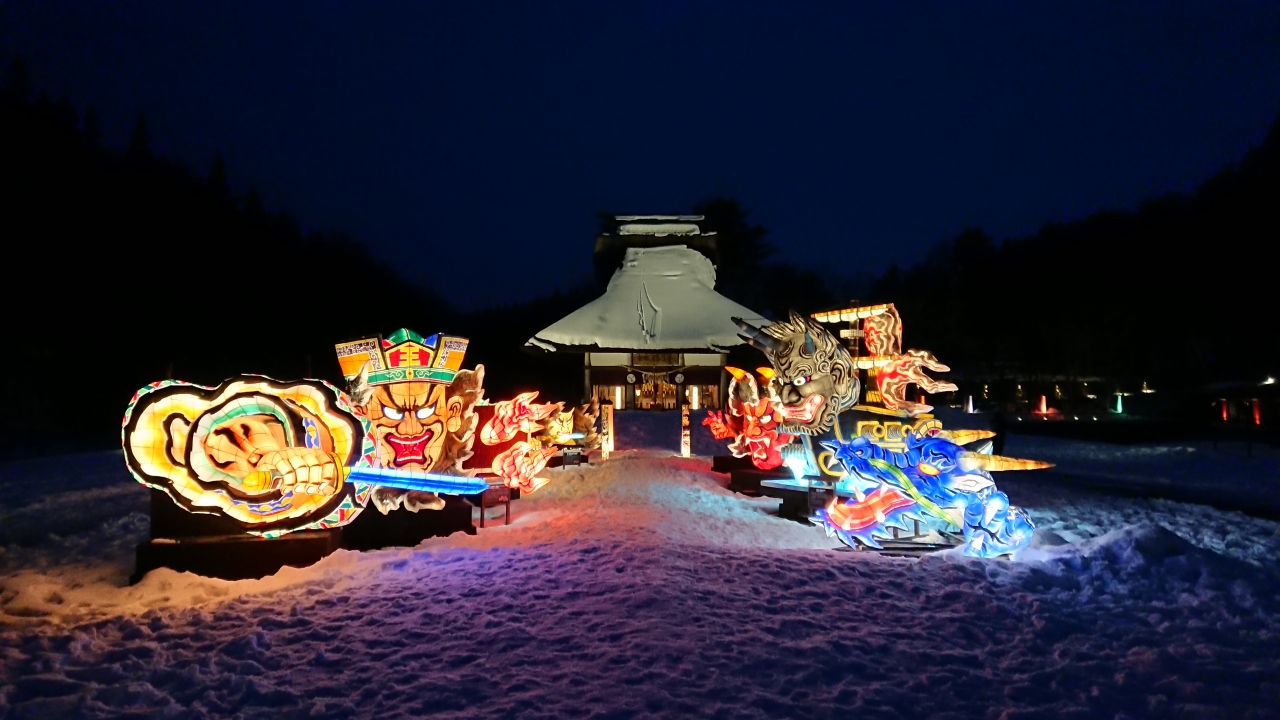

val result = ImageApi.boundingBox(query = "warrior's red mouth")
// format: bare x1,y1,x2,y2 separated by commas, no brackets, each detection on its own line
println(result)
780,393,824,424
385,430,436,466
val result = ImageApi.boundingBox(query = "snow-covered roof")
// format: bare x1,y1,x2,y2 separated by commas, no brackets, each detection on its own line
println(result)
526,245,769,352
617,223,702,236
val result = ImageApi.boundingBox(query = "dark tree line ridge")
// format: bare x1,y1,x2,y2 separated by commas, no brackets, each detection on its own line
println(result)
864,113,1280,385
1,55,1275,454
0,58,458,454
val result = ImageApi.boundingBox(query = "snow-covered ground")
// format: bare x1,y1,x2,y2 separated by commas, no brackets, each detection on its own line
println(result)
2,433,1279,718
1006,433,1280,518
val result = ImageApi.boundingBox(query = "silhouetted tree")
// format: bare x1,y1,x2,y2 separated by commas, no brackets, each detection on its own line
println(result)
207,153,232,207
695,198,774,301
127,113,151,161
1,56,31,104
81,106,102,150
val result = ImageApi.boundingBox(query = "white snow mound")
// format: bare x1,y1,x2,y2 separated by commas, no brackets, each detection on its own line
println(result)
2,447,1280,718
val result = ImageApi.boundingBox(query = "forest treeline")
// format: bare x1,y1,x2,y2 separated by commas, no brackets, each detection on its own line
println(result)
613,116,1279,387
1,57,1275,454
862,114,1279,384
0,61,463,453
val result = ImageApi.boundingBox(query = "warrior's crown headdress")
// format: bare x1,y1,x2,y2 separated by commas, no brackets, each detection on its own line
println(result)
334,328,469,387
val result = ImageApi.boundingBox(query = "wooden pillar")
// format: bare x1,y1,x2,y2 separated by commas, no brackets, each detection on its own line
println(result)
583,354,592,404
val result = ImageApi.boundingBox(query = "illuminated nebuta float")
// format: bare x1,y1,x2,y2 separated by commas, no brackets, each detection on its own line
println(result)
123,328,600,540
711,304,1051,558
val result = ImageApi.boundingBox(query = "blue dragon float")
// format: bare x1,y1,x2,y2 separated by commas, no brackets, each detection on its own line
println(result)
727,303,1050,558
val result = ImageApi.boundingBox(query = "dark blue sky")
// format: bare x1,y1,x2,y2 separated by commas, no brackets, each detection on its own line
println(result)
4,1,1278,308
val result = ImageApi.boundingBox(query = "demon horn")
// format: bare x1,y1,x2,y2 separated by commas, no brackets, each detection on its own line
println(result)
804,332,816,355
959,453,1054,472
725,366,750,381
732,317,781,353
940,429,997,446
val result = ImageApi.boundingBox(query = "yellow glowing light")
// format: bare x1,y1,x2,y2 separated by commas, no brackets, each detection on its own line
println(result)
691,386,700,411
601,404,614,459
615,386,623,408
852,356,895,370
810,302,895,323
680,404,691,458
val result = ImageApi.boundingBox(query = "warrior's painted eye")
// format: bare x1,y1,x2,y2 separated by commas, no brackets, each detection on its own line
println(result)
415,406,435,419
761,414,772,423
854,449,864,456
382,405,405,420
792,376,810,387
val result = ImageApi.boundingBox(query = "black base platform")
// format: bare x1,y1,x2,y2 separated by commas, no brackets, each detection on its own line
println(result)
711,455,756,474
725,466,792,496
134,489,348,583
340,494,477,551
755,481,831,523
133,489,478,582
132,529,343,583
834,537,964,558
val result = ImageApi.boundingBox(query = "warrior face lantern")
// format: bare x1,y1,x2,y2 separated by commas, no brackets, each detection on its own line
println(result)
336,329,482,513
733,311,859,435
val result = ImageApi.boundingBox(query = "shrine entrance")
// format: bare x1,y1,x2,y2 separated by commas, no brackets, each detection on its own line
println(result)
636,375,678,410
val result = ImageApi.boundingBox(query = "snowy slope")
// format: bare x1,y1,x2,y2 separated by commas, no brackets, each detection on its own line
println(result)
2,441,1279,718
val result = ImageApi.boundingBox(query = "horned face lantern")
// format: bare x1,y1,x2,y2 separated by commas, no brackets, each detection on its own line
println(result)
732,311,859,435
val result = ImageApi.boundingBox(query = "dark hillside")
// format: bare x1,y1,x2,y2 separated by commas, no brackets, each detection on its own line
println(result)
867,113,1280,384
0,63,453,455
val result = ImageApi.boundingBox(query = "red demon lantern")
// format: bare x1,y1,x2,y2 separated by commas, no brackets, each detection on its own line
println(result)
703,366,793,470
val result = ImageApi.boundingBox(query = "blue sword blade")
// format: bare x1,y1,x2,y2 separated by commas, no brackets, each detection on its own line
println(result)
346,467,490,495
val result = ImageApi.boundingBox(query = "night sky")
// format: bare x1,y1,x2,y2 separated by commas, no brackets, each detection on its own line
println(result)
3,1,1278,309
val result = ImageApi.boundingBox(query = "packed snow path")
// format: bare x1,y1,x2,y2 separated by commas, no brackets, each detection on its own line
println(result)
2,446,1279,719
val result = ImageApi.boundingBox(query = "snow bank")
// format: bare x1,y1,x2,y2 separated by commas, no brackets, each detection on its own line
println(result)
997,434,1280,567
